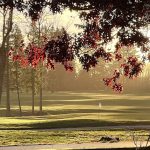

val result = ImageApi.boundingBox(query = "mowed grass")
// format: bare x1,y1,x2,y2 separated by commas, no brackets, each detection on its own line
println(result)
0,129,149,146
1,91,150,146
1,91,150,129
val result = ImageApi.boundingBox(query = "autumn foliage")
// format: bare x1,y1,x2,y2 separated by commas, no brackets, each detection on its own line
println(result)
5,0,150,92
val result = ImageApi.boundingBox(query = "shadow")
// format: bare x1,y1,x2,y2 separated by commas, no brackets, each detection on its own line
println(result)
3,119,150,130
41,108,136,115
42,99,150,107
13,119,127,129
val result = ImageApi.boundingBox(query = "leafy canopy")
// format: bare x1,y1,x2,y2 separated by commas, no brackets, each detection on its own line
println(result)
2,0,150,92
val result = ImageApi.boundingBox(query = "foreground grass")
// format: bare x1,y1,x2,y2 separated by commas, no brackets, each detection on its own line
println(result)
0,130,149,146
0,92,150,147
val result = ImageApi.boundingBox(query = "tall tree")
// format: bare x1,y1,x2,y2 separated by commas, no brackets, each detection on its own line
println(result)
0,7,13,103
6,35,10,116
27,19,65,113
9,25,23,115
31,68,35,115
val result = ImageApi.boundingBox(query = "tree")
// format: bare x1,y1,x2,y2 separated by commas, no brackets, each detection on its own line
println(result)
1,0,150,94
30,24,69,114
0,7,14,115
9,25,24,115
0,6,13,103
6,34,11,116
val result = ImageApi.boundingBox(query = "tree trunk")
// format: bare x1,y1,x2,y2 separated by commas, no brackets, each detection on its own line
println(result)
39,84,42,114
6,53,10,116
0,8,13,105
31,68,35,115
0,50,6,104
38,22,43,115
39,62,43,114
15,62,22,116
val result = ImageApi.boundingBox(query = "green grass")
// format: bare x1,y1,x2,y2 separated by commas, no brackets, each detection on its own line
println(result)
1,118,150,130
0,129,149,146
1,91,150,129
1,91,150,146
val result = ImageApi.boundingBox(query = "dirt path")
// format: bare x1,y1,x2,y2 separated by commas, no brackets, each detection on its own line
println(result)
0,142,143,150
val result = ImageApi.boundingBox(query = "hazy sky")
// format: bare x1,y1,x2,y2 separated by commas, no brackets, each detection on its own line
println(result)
0,8,83,43
15,9,83,40
0,8,149,43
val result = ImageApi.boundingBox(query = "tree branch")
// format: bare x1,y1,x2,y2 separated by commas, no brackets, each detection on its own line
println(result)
1,8,13,51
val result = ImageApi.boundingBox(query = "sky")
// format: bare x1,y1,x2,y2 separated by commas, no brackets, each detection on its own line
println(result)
0,8,149,44
15,9,83,40
0,8,83,43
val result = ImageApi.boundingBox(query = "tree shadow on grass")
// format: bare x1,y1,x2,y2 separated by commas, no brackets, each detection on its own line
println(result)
1,118,150,130
42,99,150,107
25,119,150,130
